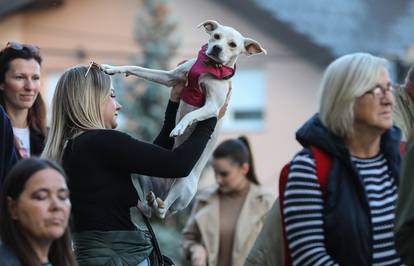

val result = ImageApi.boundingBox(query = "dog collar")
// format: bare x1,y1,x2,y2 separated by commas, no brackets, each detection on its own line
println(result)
200,44,236,79
181,44,236,107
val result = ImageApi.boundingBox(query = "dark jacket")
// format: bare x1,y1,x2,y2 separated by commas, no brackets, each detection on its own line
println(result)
296,114,401,266
0,105,18,187
0,240,20,266
29,126,45,157
395,140,414,265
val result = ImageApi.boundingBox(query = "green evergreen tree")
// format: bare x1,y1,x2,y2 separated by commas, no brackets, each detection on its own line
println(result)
116,0,179,140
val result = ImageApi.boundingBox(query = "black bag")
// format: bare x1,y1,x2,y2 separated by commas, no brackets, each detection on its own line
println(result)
137,206,175,266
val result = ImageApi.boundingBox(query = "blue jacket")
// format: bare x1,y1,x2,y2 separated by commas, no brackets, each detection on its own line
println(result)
0,105,17,188
295,114,401,266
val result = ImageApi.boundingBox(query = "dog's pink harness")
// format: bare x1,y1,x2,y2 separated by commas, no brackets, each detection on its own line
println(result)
181,44,235,107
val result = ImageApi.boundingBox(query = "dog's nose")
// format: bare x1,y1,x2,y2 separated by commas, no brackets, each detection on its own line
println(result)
212,45,222,54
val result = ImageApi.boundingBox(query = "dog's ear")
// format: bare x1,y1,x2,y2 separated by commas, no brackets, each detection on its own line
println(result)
197,20,219,32
244,38,267,56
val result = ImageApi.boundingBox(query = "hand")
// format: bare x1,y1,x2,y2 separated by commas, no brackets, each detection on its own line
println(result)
170,60,188,103
190,244,207,266
170,82,186,103
218,81,232,120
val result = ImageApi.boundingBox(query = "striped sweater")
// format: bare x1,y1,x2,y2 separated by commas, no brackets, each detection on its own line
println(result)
283,151,403,266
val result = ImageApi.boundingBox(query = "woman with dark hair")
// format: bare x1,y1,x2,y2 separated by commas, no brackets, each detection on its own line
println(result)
182,136,274,266
0,157,76,266
0,42,47,158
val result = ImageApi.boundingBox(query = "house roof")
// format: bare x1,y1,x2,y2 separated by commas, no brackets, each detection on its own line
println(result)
0,0,63,18
219,0,414,67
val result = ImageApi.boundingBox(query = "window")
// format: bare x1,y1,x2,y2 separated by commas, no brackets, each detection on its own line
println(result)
221,68,266,131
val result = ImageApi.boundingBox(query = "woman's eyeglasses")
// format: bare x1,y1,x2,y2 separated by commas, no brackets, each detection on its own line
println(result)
6,42,39,54
364,83,394,99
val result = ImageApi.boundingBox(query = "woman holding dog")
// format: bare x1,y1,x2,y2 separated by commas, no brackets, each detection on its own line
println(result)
181,136,274,266
42,63,226,265
282,53,403,265
0,42,47,159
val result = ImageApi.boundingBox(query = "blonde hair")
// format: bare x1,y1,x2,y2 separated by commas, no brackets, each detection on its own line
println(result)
319,53,388,139
42,65,111,161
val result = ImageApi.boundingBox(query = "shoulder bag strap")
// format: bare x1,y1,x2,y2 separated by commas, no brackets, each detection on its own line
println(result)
138,208,164,265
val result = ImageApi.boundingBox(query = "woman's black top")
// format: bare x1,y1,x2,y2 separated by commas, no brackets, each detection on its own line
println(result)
62,101,217,232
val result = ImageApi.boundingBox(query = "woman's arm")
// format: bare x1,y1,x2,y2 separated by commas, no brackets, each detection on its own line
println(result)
91,116,216,178
153,73,186,149
153,100,179,149
153,79,231,150
284,151,338,266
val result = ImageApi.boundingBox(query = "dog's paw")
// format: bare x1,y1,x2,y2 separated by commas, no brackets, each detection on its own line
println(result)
146,191,157,208
170,120,191,137
156,197,166,209
154,198,167,219
100,64,124,75
155,208,167,219
146,193,167,219
169,128,179,138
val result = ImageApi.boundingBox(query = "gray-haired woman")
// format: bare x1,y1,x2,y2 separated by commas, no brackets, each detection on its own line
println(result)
283,53,403,266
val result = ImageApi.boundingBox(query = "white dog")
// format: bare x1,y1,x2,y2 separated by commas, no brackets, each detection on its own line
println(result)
101,20,266,218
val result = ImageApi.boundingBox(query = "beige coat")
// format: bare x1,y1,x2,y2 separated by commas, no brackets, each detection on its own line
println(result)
244,198,284,266
182,184,275,266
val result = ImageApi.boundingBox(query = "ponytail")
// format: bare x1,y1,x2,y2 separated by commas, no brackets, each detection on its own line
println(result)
212,135,260,185
237,136,259,184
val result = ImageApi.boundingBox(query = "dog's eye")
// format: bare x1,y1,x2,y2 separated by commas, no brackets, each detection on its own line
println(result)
214,34,221,40
229,42,237,48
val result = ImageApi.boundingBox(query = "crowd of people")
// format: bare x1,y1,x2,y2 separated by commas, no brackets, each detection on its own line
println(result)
0,41,414,266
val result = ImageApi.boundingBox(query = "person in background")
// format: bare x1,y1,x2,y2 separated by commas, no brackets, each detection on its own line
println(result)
395,133,414,265
0,105,18,187
244,198,283,266
42,63,225,265
283,53,403,265
0,157,76,266
393,65,414,141
0,42,47,158
181,136,274,266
